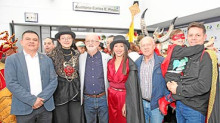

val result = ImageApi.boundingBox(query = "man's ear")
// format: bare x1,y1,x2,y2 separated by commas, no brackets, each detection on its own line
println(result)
204,34,207,40
20,40,23,46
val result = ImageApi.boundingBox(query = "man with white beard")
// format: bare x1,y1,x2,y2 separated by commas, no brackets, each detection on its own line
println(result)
79,33,110,123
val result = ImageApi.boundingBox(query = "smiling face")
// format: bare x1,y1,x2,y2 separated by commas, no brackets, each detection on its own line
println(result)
85,34,100,52
58,34,74,49
187,27,207,46
20,33,40,53
171,33,185,46
140,37,155,58
113,43,125,57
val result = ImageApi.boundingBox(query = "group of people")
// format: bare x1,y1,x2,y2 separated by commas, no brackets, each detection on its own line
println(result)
4,21,219,123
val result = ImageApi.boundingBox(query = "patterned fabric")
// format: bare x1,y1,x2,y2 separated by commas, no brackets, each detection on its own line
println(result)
205,50,219,123
48,47,80,105
0,63,16,123
0,67,5,90
172,57,188,72
0,88,16,123
140,56,154,100
48,47,80,81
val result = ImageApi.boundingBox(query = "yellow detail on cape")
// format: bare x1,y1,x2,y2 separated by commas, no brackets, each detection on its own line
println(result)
0,62,5,70
205,50,218,122
128,3,140,43
129,20,134,42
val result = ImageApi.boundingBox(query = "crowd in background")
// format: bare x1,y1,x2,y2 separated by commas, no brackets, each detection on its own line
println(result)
1,21,219,123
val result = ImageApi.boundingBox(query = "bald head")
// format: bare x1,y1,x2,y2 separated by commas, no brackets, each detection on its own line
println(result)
140,36,155,46
85,33,99,41
139,36,155,58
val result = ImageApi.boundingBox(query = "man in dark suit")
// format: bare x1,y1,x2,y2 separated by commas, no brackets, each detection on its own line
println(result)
5,30,58,123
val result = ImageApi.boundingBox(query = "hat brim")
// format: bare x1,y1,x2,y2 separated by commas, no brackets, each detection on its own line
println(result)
110,40,130,50
76,44,85,47
55,32,76,39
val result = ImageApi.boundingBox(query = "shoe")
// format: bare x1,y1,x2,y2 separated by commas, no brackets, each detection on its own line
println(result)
158,96,170,115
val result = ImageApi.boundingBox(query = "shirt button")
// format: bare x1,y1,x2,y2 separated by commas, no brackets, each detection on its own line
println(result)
94,91,95,93
92,76,94,78
92,61,94,62
93,84,95,86
92,68,94,70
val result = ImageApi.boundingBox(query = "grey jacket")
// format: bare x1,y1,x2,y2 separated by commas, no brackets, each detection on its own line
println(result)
5,51,58,115
79,51,111,105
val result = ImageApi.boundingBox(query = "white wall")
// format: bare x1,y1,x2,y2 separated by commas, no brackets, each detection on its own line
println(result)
0,0,135,33
1,0,220,33
142,0,220,26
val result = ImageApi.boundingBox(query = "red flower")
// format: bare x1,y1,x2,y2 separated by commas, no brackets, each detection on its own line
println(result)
64,66,75,77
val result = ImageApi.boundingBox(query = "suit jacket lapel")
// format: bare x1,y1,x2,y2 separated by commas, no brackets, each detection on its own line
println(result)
81,52,87,82
101,52,107,80
38,53,45,87
17,51,30,90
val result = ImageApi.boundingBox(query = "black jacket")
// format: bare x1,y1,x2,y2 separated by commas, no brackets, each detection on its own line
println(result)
165,44,204,83
174,51,212,115
125,58,145,123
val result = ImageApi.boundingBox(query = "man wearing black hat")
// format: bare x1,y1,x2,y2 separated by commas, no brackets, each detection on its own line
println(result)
48,26,83,123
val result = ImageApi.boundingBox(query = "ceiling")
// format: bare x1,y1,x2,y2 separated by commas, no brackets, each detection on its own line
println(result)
147,7,220,30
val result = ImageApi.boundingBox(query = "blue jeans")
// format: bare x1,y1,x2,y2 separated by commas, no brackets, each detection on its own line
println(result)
83,95,108,123
176,101,205,123
142,100,164,123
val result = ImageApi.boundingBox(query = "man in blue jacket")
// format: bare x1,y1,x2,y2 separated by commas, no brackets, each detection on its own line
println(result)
135,36,169,123
5,30,58,123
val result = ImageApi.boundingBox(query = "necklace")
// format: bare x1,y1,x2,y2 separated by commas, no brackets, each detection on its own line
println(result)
63,51,72,56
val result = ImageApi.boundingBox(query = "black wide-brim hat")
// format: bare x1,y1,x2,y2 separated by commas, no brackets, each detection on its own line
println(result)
55,26,76,39
110,35,130,50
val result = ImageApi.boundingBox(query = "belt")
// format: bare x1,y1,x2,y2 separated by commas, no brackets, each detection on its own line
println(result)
85,92,106,98
143,98,150,102
110,87,125,91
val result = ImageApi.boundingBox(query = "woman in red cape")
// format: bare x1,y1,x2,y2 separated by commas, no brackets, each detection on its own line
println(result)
107,35,145,123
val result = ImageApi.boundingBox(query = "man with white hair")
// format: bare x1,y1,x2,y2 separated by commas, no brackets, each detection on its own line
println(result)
135,36,169,123
79,33,110,123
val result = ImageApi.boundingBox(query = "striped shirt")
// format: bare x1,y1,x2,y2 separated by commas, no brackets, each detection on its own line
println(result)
140,56,154,101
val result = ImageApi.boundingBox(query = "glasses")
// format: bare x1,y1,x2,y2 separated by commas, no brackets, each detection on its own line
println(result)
60,37,73,41
85,40,99,43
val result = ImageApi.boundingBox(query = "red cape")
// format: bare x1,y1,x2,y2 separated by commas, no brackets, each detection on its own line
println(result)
154,47,161,56
161,44,176,77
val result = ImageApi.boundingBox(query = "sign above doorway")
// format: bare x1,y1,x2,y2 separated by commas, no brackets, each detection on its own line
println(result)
73,2,120,14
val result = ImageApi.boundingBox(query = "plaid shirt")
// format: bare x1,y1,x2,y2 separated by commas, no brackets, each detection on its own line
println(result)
140,56,154,101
